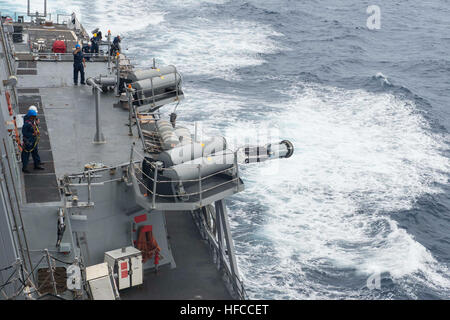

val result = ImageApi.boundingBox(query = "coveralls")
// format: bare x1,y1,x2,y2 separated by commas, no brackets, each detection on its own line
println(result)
73,50,85,84
90,37,99,54
21,115,41,169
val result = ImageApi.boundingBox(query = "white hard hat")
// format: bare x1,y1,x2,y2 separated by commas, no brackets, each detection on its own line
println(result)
28,105,38,113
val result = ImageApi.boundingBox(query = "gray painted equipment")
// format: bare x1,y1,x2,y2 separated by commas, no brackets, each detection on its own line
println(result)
128,66,177,82
156,120,180,150
156,136,227,167
130,65,182,108
240,140,294,163
0,9,294,301
162,153,235,182
174,126,192,145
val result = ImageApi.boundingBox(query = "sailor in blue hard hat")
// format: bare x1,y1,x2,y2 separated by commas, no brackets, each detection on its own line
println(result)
21,108,44,173
73,43,86,85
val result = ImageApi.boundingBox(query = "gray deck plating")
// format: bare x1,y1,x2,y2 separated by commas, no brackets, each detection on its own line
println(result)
12,56,233,299
121,211,232,300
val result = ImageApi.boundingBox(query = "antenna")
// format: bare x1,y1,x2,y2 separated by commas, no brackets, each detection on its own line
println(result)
27,0,47,19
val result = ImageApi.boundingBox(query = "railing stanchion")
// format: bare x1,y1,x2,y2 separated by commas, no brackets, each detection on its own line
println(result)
152,163,158,209
44,249,58,296
198,165,202,207
115,53,120,96
107,30,111,71
127,87,133,136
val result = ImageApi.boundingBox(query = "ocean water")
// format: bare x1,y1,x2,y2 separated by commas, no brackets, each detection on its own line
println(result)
2,0,449,299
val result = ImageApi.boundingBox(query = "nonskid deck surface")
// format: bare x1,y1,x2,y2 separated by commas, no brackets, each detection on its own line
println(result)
18,90,60,203
15,60,138,177
14,59,233,299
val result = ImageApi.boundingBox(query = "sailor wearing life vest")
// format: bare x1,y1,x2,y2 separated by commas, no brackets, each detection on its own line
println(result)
21,107,44,173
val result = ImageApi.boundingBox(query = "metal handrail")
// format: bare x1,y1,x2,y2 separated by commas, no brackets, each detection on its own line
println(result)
131,147,239,201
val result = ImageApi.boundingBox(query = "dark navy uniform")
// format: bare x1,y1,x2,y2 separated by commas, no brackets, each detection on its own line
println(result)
73,50,85,84
90,37,99,54
21,115,41,170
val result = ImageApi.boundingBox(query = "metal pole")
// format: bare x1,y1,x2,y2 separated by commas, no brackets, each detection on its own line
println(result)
152,163,158,208
107,31,111,71
132,103,147,150
87,170,91,205
194,122,198,142
214,201,223,270
44,249,58,296
2,139,35,283
93,87,105,143
217,200,241,290
198,165,202,207
0,155,29,277
115,54,120,96
127,88,133,136
129,143,135,164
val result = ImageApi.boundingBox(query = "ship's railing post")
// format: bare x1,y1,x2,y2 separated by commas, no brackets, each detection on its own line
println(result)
215,201,223,271
131,103,146,150
150,77,156,107
194,122,198,142
44,249,58,296
107,30,111,71
198,165,202,207
129,142,135,165
174,67,179,101
93,85,105,143
115,53,120,97
87,170,92,205
152,162,159,209
127,87,133,136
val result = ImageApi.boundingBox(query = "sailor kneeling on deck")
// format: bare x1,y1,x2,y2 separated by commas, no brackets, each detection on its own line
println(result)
73,44,86,85
21,107,44,173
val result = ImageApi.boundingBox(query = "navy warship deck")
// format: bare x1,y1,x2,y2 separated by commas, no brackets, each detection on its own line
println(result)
0,3,292,300
4,22,234,299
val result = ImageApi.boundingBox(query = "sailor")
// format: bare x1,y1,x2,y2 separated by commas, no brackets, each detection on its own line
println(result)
82,41,91,61
73,44,86,85
90,33,99,55
96,30,103,41
110,35,121,55
21,108,44,173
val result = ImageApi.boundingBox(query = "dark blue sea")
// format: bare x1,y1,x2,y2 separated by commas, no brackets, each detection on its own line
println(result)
2,0,449,299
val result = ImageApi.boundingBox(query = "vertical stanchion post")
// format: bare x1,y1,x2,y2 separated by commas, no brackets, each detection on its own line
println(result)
198,165,202,207
93,85,105,143
217,200,240,295
152,162,158,209
129,142,135,165
115,53,120,97
127,86,133,136
107,30,111,71
87,170,91,205
194,122,198,142
44,249,58,296
214,201,223,270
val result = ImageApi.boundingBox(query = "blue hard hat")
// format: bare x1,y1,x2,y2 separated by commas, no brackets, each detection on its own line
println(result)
27,109,37,117
75,44,81,48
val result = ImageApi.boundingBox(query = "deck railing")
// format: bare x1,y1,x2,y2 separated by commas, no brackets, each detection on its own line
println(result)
129,146,240,210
